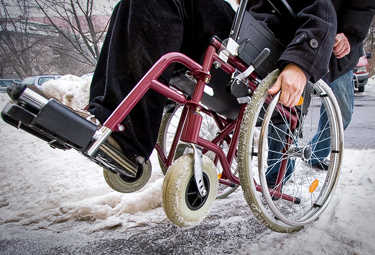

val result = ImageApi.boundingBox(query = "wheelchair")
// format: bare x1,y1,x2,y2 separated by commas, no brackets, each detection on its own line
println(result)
1,0,343,233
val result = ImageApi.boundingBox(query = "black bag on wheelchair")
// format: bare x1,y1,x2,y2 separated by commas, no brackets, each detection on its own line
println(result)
170,0,312,121
230,4,286,79
232,0,313,122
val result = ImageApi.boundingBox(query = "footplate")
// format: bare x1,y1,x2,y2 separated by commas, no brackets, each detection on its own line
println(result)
1,100,97,150
2,84,138,178
96,141,138,177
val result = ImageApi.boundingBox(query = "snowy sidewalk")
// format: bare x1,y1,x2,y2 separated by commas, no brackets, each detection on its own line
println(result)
1,92,375,254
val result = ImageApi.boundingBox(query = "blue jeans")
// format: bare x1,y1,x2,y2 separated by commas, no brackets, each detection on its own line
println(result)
310,70,354,165
266,124,295,186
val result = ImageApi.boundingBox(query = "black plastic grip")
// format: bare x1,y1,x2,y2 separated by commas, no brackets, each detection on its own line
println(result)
8,83,27,101
252,48,271,69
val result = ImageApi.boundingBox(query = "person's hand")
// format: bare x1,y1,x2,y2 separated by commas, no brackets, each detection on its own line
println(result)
268,63,307,107
333,33,350,58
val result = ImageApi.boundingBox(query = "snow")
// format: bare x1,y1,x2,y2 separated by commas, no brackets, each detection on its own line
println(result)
42,74,91,109
1,76,375,253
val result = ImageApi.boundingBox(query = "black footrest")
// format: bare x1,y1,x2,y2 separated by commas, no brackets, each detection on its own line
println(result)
2,103,35,125
2,100,97,150
2,109,67,150
31,100,97,149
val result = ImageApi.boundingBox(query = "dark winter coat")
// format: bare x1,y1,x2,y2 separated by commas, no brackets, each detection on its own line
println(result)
247,0,375,83
327,0,375,82
247,0,337,83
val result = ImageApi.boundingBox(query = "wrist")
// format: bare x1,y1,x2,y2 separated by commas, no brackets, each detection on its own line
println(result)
282,62,311,82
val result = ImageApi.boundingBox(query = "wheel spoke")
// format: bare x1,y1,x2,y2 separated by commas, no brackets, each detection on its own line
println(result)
238,71,343,232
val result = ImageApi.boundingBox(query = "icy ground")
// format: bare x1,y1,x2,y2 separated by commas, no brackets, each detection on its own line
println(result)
0,77,375,254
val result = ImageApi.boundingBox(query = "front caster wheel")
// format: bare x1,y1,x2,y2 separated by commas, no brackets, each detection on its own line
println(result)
157,104,239,199
103,159,152,193
162,154,218,227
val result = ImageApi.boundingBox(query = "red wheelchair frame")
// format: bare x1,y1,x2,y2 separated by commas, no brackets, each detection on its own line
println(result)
87,36,297,203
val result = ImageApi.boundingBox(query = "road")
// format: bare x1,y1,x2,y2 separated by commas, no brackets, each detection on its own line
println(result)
344,90,375,149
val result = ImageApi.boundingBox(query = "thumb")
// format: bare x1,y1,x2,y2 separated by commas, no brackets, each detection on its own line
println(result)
334,33,343,47
334,35,340,47
268,79,281,95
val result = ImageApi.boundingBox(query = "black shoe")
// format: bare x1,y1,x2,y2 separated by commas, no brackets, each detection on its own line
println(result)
312,158,330,170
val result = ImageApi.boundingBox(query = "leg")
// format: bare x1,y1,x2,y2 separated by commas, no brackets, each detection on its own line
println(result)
265,124,294,187
310,70,354,165
88,0,235,161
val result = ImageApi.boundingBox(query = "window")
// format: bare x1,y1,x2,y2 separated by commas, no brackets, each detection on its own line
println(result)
38,77,55,85
0,80,15,87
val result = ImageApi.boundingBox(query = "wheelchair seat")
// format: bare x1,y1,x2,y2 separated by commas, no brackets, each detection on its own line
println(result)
169,66,241,120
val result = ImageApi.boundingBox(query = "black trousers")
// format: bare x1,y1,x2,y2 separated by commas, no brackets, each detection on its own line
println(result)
88,0,235,160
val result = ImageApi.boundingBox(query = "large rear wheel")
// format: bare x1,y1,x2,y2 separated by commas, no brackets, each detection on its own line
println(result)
238,70,343,232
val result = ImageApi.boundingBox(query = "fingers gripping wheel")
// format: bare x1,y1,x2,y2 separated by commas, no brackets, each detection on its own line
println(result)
103,159,152,193
162,154,218,227
238,70,343,232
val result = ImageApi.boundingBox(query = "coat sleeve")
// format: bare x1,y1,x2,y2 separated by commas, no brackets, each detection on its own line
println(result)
277,0,337,83
338,0,375,48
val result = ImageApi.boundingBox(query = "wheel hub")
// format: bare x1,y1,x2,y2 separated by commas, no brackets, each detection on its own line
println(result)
302,146,312,161
185,173,209,211
288,145,312,162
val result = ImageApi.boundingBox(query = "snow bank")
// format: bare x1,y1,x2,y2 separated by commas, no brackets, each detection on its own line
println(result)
0,92,166,233
42,74,91,109
240,149,375,254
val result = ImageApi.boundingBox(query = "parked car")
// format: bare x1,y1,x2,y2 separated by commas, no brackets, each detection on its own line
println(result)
353,50,371,92
0,79,22,93
21,75,63,91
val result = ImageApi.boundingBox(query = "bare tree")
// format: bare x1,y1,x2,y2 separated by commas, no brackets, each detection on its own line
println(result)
0,0,56,78
0,0,114,78
364,17,375,77
32,0,113,68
